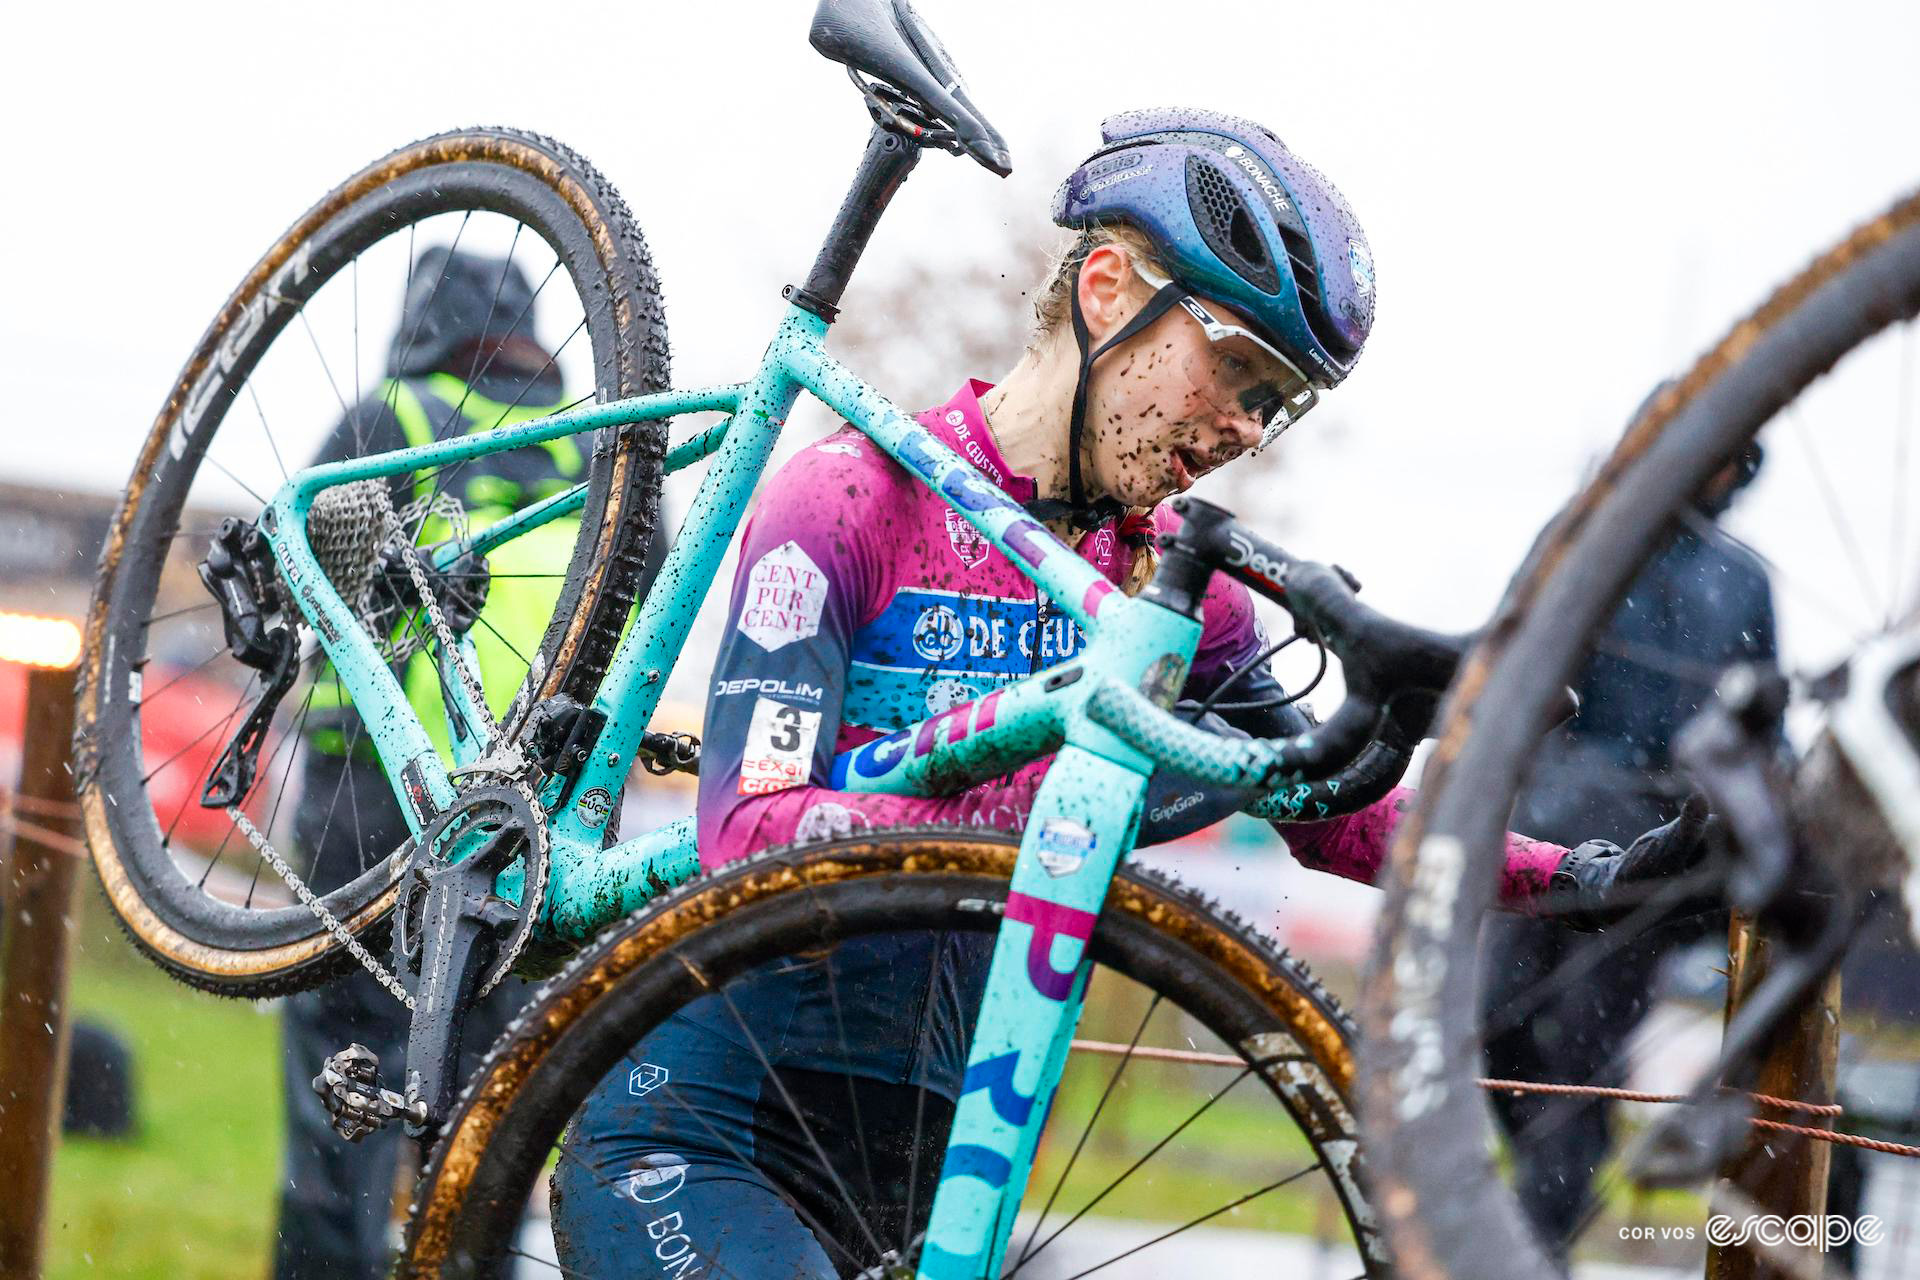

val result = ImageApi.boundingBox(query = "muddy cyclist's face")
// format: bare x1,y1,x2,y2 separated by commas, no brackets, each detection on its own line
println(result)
1074,248,1280,507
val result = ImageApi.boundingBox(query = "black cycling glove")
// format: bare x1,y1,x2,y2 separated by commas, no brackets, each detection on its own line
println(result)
1546,791,1716,930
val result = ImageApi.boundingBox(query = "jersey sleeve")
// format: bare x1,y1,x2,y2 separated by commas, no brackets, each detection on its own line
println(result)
695,447,1049,870
1277,789,1568,909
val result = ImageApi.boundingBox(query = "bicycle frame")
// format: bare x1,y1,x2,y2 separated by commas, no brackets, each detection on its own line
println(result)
262,297,1209,1276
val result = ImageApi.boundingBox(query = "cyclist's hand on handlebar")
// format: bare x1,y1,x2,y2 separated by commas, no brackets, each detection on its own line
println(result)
1545,791,1716,930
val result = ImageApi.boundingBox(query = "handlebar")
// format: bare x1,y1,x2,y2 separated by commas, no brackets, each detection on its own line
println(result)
1109,496,1470,802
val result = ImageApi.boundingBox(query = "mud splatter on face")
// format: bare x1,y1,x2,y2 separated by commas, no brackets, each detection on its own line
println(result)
1077,307,1262,508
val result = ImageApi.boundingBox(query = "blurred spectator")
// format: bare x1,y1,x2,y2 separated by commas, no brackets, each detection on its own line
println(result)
1482,436,1773,1264
61,1020,136,1138
273,246,580,1279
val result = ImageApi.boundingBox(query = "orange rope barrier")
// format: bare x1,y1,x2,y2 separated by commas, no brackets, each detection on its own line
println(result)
1478,1077,1843,1117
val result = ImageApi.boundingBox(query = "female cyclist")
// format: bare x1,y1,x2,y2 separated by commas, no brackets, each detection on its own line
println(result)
547,108,1708,1277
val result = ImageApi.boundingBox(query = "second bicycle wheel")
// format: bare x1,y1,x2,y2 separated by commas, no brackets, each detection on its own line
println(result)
1363,188,1920,1276
400,830,1388,1278
77,127,670,997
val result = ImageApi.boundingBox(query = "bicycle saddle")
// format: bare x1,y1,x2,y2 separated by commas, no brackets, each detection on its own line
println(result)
809,0,1012,175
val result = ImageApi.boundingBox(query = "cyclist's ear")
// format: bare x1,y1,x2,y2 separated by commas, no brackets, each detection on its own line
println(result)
1076,242,1149,342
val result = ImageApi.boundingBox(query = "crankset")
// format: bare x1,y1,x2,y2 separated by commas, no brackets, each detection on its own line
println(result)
389,781,549,1139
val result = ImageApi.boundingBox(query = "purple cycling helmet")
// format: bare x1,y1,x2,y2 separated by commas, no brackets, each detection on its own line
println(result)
1052,107,1373,387
1034,109,1374,524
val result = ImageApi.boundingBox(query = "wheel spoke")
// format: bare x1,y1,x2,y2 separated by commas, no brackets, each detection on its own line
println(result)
135,645,229,706
384,213,471,395
821,955,882,1212
301,671,372,893
469,610,532,675
1017,1067,1256,1268
1683,506,1879,643
443,222,527,418
243,684,317,907
141,600,221,629
350,255,363,459
901,950,946,1260
290,305,354,422
1054,1159,1328,1280
403,309,586,547
711,980,893,1263
245,381,290,482
141,675,256,785
164,673,260,852
1017,993,1163,1265
649,1080,868,1273
1479,864,1722,1044
1787,403,1885,625
199,452,270,507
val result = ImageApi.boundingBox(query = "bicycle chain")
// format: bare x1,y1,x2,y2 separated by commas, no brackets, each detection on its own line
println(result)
235,509,540,1006
393,513,499,745
387,514,553,989
227,806,416,1010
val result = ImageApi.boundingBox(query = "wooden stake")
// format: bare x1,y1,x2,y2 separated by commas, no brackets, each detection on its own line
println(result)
0,664,81,1279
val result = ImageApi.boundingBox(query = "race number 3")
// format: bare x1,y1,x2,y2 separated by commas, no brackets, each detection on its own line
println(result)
739,696,823,796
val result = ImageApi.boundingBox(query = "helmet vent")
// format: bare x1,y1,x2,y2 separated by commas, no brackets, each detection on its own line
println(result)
1184,156,1281,295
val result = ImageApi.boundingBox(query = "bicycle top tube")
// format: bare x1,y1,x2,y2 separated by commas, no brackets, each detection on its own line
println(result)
825,493,1472,805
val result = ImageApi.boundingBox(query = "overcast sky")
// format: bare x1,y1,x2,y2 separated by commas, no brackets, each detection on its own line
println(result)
6,0,1918,681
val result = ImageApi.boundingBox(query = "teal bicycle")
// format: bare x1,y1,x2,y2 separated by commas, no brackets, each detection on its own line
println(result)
80,4,1461,1275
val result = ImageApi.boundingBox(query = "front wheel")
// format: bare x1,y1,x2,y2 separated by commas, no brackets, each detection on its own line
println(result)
400,830,1387,1278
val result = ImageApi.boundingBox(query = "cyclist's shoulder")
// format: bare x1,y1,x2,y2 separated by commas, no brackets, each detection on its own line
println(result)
762,424,925,515
742,426,923,577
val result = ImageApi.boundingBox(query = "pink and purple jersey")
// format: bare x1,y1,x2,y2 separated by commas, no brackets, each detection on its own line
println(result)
697,381,1564,906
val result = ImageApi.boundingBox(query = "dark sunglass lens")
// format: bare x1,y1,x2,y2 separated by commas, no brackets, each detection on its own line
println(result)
1239,384,1287,418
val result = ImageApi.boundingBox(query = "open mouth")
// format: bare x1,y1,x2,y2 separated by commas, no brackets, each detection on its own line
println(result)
1171,446,1204,489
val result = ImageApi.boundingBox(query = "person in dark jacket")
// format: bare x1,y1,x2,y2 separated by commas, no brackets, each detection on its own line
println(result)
273,246,583,1280
1482,440,1775,1264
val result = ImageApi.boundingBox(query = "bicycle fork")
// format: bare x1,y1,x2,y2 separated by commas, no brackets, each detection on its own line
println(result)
915,747,1149,1279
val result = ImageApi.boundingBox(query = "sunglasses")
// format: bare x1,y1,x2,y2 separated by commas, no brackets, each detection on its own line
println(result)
1135,264,1321,448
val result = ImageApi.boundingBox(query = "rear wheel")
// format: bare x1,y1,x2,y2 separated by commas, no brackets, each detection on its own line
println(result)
77,127,669,997
400,830,1388,1278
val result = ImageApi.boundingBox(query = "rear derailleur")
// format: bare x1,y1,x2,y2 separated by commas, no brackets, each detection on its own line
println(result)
198,517,299,807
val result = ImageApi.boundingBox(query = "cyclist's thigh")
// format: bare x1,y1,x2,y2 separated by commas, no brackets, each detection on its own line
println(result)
551,1148,836,1280
553,1004,836,1280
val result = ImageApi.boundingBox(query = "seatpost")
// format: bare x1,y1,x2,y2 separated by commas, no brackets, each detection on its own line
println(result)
784,122,921,322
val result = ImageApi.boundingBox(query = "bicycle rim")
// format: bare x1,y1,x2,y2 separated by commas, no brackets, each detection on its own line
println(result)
76,127,668,997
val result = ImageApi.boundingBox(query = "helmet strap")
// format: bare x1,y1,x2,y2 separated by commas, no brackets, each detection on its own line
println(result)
1058,277,1185,525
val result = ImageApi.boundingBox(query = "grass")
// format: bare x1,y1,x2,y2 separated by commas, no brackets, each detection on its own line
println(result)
41,898,282,1280
1021,973,1354,1250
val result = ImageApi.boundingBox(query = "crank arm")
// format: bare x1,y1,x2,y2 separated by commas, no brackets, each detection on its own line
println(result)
400,860,517,1141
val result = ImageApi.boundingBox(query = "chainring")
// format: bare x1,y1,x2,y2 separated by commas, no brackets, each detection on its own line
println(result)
392,781,550,997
